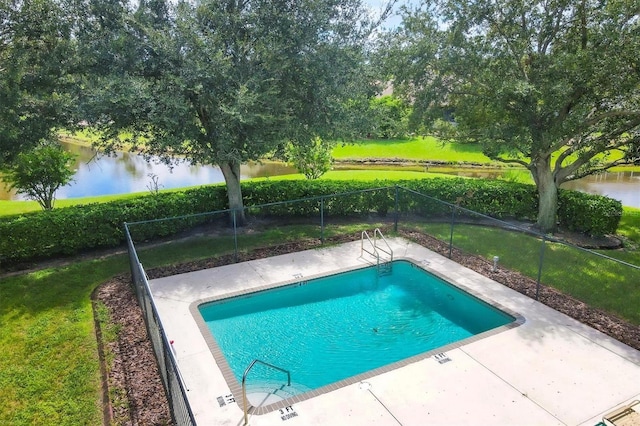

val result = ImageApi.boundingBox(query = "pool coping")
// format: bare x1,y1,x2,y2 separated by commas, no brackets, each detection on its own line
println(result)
150,237,640,426
189,256,526,416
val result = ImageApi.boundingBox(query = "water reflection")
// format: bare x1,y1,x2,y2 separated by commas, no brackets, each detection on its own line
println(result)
1,142,639,208
0,141,297,200
561,172,640,208
435,168,640,208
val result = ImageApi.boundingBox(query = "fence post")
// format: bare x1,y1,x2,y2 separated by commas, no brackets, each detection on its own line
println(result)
320,197,325,243
164,336,174,420
536,235,546,300
448,205,456,259
394,186,399,232
233,209,238,263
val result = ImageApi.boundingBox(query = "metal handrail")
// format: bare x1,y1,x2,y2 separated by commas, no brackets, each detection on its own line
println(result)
373,228,393,263
242,359,291,425
361,230,380,267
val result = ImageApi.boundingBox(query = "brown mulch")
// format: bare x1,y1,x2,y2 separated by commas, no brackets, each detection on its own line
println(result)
93,277,173,426
93,229,640,425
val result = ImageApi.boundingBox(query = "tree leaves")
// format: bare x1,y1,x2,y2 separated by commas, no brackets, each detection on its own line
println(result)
2,142,76,209
382,0,640,231
0,0,76,165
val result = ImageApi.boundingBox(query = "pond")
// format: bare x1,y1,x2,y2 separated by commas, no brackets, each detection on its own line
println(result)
560,172,640,209
1,141,639,208
0,141,298,201
431,167,640,208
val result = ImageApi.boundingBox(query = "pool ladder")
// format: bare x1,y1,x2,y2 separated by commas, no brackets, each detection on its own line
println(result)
361,228,393,275
242,359,291,426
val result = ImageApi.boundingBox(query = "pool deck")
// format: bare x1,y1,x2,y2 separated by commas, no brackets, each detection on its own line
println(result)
149,237,640,426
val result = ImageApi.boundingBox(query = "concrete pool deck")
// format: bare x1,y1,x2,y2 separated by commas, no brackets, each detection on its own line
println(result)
149,237,640,426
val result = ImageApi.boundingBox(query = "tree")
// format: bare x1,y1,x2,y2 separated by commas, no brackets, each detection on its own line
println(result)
0,0,76,165
368,95,410,138
285,136,333,179
384,0,640,232
77,0,380,224
2,142,76,209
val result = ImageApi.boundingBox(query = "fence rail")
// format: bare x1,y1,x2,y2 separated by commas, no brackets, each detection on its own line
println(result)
124,225,196,425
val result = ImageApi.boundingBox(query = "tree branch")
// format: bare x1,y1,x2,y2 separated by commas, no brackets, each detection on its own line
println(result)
485,13,528,79
584,109,640,127
555,121,640,182
556,86,586,124
561,157,633,182
553,144,576,168
538,2,566,54
371,0,399,30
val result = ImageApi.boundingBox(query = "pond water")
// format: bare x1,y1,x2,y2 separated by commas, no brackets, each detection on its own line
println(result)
433,168,640,208
1,141,639,208
0,141,298,201
560,172,640,209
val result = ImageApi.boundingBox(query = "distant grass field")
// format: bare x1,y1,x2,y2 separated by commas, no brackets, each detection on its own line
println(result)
0,192,146,216
332,136,495,163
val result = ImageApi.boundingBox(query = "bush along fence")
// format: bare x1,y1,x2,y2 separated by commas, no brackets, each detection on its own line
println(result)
122,184,638,426
0,178,622,267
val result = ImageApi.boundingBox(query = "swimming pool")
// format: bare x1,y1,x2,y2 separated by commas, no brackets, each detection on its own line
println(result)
195,259,520,411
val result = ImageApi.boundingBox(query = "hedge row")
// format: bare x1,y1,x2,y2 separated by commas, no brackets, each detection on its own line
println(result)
0,178,622,266
244,179,621,236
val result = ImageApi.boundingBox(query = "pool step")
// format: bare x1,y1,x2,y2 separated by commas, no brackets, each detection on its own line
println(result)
245,380,311,406
379,261,392,275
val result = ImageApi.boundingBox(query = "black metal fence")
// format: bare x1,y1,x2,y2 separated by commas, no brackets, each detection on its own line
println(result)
124,185,639,425
124,225,196,425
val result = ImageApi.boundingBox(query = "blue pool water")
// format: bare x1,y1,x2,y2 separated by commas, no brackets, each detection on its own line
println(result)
199,260,514,396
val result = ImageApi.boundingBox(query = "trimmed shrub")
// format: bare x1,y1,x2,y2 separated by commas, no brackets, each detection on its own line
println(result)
0,185,228,266
557,188,622,236
0,179,622,266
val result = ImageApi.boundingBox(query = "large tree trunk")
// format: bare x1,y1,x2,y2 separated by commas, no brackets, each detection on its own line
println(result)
530,158,558,233
220,160,246,226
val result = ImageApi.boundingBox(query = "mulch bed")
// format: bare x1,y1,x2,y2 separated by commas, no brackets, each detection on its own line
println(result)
93,277,173,426
94,230,640,425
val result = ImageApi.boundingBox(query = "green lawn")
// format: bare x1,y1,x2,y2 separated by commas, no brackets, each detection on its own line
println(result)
421,222,640,323
617,207,640,243
332,136,495,163
61,131,494,164
0,192,149,216
3,169,640,424
0,255,129,425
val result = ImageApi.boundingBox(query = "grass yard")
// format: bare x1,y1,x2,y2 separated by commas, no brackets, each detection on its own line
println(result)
62,131,494,164
332,136,495,163
2,189,640,424
0,192,148,216
0,256,129,425
617,207,640,243
417,221,640,325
